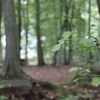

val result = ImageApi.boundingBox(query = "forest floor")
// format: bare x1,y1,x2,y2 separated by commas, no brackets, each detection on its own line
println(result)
22,65,100,100
23,61,100,85
23,65,71,85
0,64,100,100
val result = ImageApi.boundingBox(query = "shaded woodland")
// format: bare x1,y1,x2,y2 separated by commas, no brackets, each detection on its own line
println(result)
0,0,100,100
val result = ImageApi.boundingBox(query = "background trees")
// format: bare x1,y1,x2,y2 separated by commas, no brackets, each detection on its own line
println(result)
0,0,100,99
0,0,100,66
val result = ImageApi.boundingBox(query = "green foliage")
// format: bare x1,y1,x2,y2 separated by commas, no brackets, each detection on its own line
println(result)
63,93,93,100
91,76,100,87
52,31,76,52
69,67,82,73
76,17,86,35
78,93,93,99
52,44,61,52
62,31,73,40
63,95,79,100
69,66,92,86
0,96,7,100
69,66,100,87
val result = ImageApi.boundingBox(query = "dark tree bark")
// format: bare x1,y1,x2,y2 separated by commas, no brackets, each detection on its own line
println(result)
25,1,29,64
17,0,21,35
17,0,22,61
0,0,2,24
35,0,45,66
97,0,100,15
22,1,29,65
0,0,2,62
87,0,93,64
66,0,74,65
1,0,22,78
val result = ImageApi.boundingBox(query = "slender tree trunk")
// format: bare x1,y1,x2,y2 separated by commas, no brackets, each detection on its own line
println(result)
96,0,100,59
17,0,22,61
0,0,2,63
22,1,29,65
88,0,91,38
63,0,73,65
35,0,45,66
87,0,93,64
1,0,22,78
67,36,72,64
52,0,64,66
63,43,67,64
25,1,29,64
97,0,100,15
66,1,75,65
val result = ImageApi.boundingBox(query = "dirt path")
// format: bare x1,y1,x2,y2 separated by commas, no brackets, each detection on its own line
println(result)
23,66,70,85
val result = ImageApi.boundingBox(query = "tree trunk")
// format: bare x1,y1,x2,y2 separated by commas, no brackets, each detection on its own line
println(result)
22,1,29,65
66,1,74,65
17,0,22,61
67,35,72,64
25,1,29,64
0,0,2,63
63,0,73,65
97,0,100,15
52,0,63,66
87,0,93,64
1,0,22,78
35,0,45,66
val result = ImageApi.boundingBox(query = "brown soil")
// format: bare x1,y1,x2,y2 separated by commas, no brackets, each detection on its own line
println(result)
23,66,71,85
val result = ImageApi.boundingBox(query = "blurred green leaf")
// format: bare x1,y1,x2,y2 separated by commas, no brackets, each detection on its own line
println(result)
63,95,79,100
91,76,100,87
52,44,61,52
69,67,81,73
